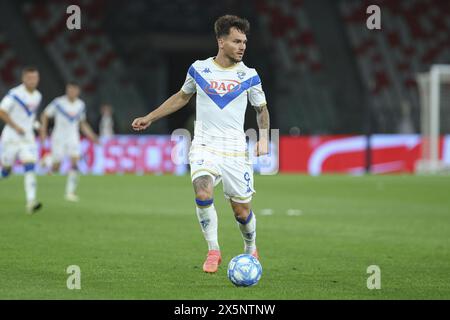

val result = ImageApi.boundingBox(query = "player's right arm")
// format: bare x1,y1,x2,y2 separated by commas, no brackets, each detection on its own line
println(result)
0,95,25,135
0,110,25,135
39,100,56,142
39,112,49,142
132,90,193,131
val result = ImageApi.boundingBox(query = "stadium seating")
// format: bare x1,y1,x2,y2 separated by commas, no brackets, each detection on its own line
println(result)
339,0,450,132
23,0,146,125
255,0,335,134
0,32,21,95
106,0,244,35
256,0,323,73
24,0,115,93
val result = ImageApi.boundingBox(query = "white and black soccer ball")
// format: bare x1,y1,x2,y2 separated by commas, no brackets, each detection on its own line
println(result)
227,254,262,287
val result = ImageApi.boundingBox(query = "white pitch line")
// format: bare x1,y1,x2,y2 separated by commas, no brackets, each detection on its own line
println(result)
287,209,303,216
260,209,274,216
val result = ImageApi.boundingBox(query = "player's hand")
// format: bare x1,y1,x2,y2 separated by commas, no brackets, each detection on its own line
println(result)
132,116,152,131
254,138,269,157
13,125,25,136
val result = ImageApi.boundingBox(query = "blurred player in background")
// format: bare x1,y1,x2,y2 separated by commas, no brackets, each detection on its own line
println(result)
97,103,116,139
132,15,270,273
40,82,99,202
0,67,42,214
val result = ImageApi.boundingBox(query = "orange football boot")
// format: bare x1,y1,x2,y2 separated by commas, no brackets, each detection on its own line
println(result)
203,250,222,273
251,249,259,260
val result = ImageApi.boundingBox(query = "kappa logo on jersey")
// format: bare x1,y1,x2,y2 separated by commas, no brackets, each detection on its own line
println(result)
205,80,241,95
201,68,212,73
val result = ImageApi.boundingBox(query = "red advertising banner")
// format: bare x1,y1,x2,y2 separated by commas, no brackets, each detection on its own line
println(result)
280,135,450,174
2,134,449,175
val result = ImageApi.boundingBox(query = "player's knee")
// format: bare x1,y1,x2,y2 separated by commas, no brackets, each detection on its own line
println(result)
232,205,251,223
24,163,35,172
1,167,12,178
196,188,213,200
195,188,213,207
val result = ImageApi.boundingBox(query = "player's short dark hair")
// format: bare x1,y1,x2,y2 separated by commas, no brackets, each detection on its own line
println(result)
67,81,80,87
22,66,39,74
214,15,250,38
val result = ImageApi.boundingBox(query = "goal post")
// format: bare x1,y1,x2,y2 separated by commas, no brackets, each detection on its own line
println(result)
416,64,450,174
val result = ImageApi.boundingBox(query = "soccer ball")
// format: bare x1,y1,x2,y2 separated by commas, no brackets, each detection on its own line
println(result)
227,254,262,287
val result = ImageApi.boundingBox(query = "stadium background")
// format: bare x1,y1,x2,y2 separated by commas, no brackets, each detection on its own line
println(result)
1,0,450,301
0,0,449,175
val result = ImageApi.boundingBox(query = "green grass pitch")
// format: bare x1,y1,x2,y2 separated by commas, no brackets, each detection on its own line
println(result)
1,174,449,299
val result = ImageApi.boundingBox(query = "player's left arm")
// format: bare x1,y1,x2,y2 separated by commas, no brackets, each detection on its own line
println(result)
254,104,270,156
80,120,100,144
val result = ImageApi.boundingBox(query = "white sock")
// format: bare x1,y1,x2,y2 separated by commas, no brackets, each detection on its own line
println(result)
236,211,257,254
66,170,79,195
196,204,220,251
24,172,37,203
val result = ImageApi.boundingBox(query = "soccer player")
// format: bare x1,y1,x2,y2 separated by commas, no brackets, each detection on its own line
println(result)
39,82,99,202
0,67,43,214
132,15,270,273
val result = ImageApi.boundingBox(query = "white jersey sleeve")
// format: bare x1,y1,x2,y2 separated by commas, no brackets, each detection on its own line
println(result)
181,64,197,94
248,70,267,108
44,99,57,117
80,102,86,121
0,94,15,113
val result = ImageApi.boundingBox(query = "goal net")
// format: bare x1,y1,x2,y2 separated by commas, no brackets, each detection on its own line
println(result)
416,65,450,174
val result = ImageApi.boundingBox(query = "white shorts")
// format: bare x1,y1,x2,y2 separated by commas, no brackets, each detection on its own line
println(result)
51,137,81,162
189,145,255,203
0,139,38,167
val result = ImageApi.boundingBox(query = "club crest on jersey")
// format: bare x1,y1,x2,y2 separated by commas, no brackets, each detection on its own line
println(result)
204,80,241,95
237,71,246,80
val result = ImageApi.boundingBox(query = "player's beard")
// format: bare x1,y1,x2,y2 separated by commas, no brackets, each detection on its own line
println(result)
226,52,242,64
